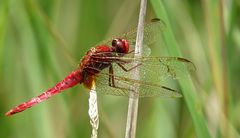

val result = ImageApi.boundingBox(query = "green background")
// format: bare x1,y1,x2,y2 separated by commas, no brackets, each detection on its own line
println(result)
1,0,240,138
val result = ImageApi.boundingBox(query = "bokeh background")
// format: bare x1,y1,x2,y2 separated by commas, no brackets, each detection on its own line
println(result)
1,0,240,138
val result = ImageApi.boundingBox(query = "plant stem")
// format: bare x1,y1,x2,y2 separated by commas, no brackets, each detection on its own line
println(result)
89,82,99,138
125,0,147,138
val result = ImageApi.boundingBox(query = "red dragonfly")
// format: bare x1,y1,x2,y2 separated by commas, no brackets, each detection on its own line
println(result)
6,18,195,116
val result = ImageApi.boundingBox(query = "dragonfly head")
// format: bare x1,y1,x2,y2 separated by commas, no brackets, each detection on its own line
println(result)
111,38,129,54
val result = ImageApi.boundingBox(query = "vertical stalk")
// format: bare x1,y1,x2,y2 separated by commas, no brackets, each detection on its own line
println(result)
125,0,147,138
203,0,229,137
219,0,228,117
219,0,229,137
89,81,99,138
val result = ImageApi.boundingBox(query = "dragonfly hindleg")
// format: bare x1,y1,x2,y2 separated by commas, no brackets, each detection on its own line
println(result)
108,65,115,87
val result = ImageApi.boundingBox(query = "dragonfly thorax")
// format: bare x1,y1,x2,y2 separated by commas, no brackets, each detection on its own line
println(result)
111,38,129,54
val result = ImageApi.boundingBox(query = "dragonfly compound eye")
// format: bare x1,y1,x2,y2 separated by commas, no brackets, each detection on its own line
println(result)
112,38,129,54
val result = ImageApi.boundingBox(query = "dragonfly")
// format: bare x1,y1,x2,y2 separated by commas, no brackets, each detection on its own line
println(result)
6,18,195,116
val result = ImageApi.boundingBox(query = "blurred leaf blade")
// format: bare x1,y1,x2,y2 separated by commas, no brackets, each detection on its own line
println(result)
150,0,211,138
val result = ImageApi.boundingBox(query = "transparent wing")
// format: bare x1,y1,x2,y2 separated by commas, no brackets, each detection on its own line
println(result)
96,18,166,57
90,56,195,98
94,72,182,98
112,56,196,83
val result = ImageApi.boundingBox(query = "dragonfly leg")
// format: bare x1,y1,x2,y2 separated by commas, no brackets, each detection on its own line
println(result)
127,50,135,54
117,62,142,72
84,66,102,76
108,64,138,96
108,64,116,87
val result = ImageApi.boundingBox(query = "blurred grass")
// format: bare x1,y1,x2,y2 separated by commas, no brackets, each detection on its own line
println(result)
151,1,210,138
1,0,240,138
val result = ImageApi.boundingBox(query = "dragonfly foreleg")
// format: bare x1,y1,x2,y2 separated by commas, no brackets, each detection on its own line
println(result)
117,62,142,72
127,50,135,54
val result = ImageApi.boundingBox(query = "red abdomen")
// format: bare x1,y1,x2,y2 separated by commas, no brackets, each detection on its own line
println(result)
6,70,83,116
